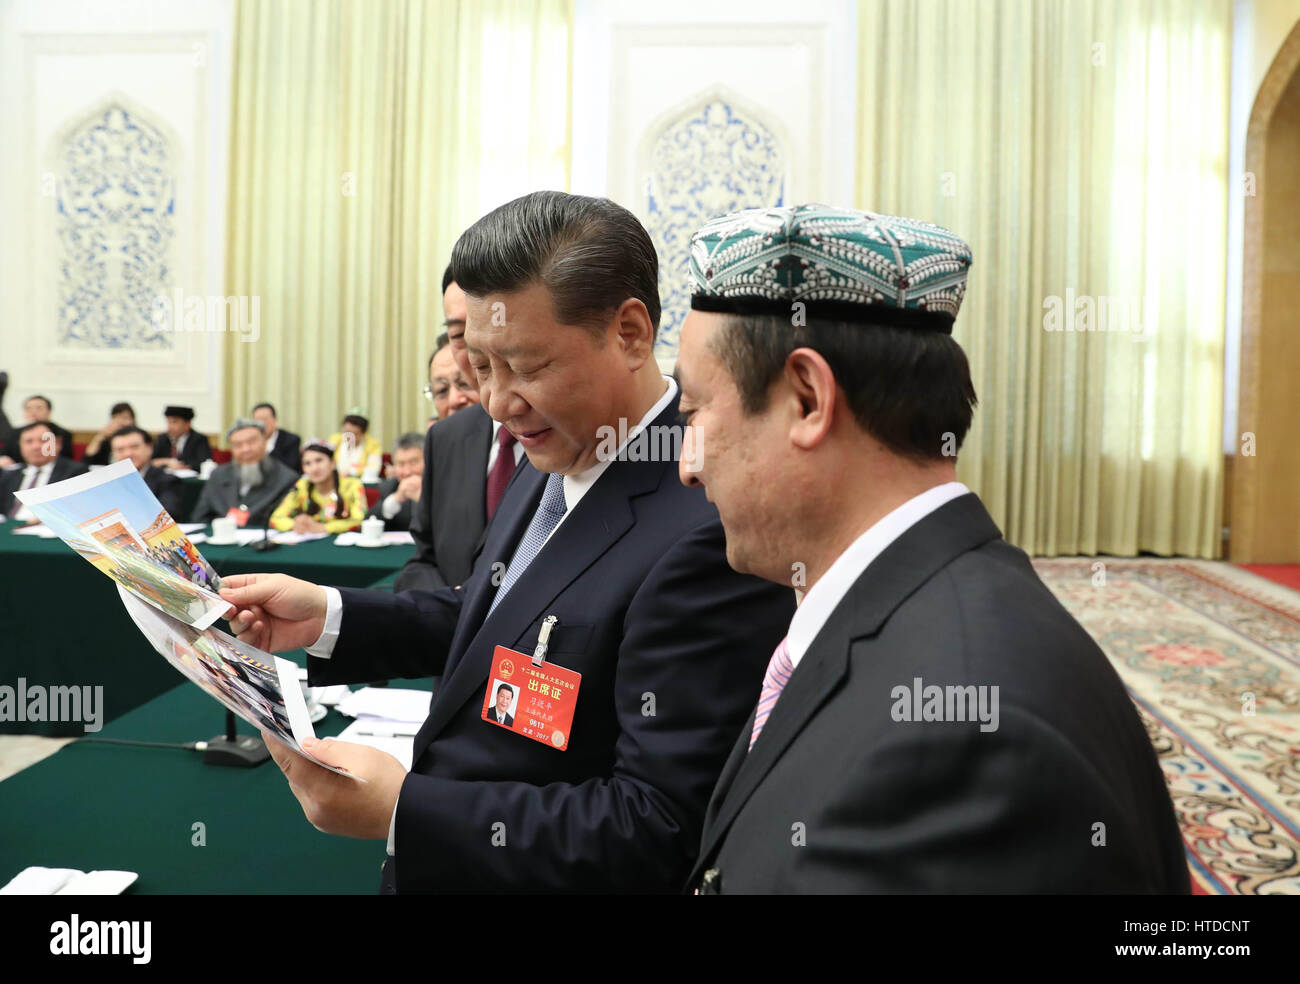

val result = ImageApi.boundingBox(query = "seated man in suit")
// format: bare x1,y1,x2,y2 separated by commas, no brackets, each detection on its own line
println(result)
676,205,1190,894
368,432,424,532
152,405,212,471
192,418,298,526
0,421,88,520
109,425,182,518
84,403,148,467
251,402,301,472
394,268,512,592
1,395,75,463
218,191,795,893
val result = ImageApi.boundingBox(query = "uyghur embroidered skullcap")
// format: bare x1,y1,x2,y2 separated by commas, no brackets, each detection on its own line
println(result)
226,417,265,440
687,204,973,333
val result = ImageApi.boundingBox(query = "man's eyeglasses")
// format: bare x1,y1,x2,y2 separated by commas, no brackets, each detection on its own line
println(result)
422,378,474,401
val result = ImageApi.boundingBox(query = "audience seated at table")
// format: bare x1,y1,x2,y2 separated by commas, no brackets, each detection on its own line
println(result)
330,412,383,481
109,425,182,518
368,432,423,532
85,402,150,466
270,440,367,535
152,405,213,472
251,402,301,473
192,418,297,526
0,421,87,521
0,395,74,465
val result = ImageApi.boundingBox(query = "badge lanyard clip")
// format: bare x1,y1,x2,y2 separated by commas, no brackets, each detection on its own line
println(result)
532,615,558,667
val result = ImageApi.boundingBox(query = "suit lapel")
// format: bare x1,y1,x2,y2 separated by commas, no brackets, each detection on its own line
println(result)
690,493,1004,880
416,399,680,752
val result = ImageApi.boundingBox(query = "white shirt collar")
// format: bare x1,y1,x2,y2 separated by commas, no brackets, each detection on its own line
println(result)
559,375,677,513
785,481,971,669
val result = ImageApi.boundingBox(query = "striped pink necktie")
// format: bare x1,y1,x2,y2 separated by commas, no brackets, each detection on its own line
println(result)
749,636,793,752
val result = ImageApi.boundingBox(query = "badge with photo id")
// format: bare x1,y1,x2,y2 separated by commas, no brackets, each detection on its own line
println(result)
481,617,580,750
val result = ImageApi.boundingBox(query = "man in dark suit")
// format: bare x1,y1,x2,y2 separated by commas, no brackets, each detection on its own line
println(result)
152,405,212,471
218,191,794,893
675,205,1190,894
251,402,302,473
394,269,512,592
109,425,183,519
1,422,88,519
1,395,74,462
193,419,298,525
368,432,424,532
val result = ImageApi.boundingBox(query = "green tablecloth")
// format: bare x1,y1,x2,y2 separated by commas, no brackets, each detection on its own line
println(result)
0,524,413,735
0,667,435,893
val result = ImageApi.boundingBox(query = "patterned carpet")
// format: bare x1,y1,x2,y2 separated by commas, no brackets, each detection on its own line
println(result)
1034,559,1300,895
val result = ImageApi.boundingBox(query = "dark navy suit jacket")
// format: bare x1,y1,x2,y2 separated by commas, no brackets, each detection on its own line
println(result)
308,395,794,892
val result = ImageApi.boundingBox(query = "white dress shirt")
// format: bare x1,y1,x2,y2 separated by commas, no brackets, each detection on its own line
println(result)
785,481,972,670
487,419,527,476
10,462,57,521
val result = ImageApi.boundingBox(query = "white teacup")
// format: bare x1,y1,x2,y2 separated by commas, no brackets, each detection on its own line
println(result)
360,517,384,544
210,516,237,543
199,459,217,480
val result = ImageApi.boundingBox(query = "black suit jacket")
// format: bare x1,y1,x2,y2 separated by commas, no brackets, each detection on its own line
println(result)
152,430,212,470
266,430,301,472
368,477,414,532
142,465,183,519
0,457,89,515
394,405,495,592
688,493,1190,894
192,457,298,525
308,394,795,893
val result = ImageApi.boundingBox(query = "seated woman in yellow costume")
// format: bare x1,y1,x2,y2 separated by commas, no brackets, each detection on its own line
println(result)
329,412,383,481
270,439,368,534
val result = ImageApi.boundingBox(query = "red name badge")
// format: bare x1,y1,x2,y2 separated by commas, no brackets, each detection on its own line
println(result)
482,644,581,751
226,506,251,527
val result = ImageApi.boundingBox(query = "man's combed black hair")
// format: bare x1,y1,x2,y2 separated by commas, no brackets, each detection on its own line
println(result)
450,190,661,337
711,315,978,463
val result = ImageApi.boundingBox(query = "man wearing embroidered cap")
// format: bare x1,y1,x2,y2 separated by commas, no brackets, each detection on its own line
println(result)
677,204,1189,894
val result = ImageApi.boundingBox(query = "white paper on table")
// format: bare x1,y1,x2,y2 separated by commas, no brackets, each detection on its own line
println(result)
334,530,414,546
0,867,139,895
335,720,414,771
269,531,329,545
178,523,206,533
167,468,199,478
335,686,432,725
11,524,59,537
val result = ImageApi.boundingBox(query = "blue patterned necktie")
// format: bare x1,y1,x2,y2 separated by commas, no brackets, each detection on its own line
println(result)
487,473,567,616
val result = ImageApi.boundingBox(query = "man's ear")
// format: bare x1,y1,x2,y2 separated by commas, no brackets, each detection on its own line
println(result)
784,347,837,450
612,298,656,368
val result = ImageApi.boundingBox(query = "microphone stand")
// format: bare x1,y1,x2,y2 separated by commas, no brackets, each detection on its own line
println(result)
203,709,271,767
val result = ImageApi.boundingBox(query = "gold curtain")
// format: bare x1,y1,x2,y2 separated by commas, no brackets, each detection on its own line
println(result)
225,0,572,450
857,0,1229,557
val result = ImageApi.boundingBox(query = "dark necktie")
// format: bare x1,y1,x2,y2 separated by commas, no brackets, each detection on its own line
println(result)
485,427,518,520
9,467,38,518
